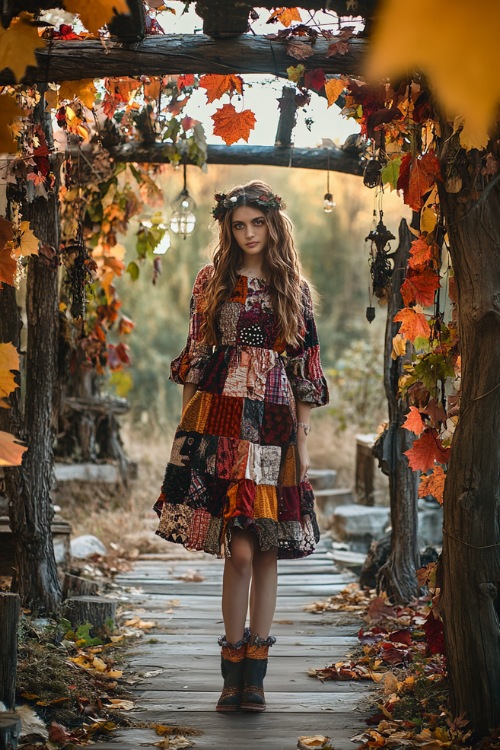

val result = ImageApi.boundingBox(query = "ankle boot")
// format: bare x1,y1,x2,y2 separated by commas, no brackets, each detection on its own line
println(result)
215,630,249,712
241,634,276,713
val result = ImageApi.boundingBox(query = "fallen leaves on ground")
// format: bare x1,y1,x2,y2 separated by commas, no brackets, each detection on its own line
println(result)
305,584,500,750
298,736,334,749
175,570,205,582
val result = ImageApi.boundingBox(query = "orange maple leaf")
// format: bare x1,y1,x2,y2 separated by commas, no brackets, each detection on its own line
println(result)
418,465,446,504
199,74,243,104
406,152,442,212
401,267,440,307
0,429,27,466
64,0,129,35
0,243,16,288
408,237,433,269
404,429,450,471
268,7,302,27
393,306,430,341
402,406,426,436
212,103,256,146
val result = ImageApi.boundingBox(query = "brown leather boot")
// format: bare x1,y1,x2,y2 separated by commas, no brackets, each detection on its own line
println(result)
240,634,276,712
215,630,249,712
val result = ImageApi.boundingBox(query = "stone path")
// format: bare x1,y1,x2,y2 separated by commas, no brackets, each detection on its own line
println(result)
92,540,373,749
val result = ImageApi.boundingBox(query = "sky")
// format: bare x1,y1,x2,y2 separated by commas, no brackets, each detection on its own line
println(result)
155,2,362,149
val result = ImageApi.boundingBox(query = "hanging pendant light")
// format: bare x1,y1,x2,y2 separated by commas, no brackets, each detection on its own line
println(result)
170,160,196,240
323,152,336,213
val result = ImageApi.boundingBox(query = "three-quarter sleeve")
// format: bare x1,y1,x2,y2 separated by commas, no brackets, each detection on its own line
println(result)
170,265,214,385
284,280,329,407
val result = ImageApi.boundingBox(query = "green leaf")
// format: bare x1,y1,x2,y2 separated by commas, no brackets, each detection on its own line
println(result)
126,261,140,280
381,155,402,190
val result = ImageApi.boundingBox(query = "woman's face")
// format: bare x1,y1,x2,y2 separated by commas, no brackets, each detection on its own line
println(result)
231,205,269,260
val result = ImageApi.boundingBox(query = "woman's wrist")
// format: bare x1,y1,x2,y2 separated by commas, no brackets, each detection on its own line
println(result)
297,421,310,437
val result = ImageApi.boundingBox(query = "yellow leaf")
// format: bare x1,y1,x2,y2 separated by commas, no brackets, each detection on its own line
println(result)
92,656,107,671
0,342,19,407
106,668,123,678
366,0,500,150
391,333,407,360
64,0,130,35
15,221,39,257
0,430,27,466
325,77,346,107
286,64,305,83
297,737,333,750
0,13,45,82
0,94,25,153
105,699,135,710
45,79,98,110
124,616,155,629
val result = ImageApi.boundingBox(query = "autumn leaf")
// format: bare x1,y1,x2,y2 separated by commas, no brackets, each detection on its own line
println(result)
304,69,326,92
64,0,130,35
0,217,14,248
404,428,450,471
325,77,346,107
408,236,434,269
11,221,39,258
394,306,431,341
401,267,440,307
212,103,256,146
198,74,244,104
287,64,305,84
45,80,98,110
0,13,45,82
391,333,407,359
0,243,17,287
0,430,27,466
286,40,315,60
397,152,441,211
267,7,302,27
0,342,19,407
402,406,426,436
380,155,402,190
0,94,25,153
418,465,446,504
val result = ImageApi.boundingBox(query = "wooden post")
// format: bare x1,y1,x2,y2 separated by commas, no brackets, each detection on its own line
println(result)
0,593,20,710
372,218,420,603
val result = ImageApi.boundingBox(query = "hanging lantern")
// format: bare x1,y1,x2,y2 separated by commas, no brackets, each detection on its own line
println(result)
365,210,395,311
170,161,196,240
323,151,336,213
363,158,383,189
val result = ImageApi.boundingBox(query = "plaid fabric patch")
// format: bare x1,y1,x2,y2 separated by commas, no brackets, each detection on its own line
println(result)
265,364,289,405
206,394,243,438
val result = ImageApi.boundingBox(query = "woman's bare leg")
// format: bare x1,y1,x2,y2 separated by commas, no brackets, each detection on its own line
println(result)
222,529,254,643
249,548,278,638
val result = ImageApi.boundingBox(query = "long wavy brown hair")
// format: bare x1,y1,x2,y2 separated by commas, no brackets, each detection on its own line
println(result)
201,180,305,346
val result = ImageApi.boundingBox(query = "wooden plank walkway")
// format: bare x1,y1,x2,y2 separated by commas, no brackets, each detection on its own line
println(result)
98,540,373,749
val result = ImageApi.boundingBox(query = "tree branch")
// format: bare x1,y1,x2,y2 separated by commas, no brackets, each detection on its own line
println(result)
0,34,366,85
107,143,364,175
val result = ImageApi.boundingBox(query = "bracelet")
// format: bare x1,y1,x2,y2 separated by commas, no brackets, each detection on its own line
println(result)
297,421,311,436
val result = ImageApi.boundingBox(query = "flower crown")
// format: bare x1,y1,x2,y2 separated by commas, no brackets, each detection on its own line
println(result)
211,192,285,221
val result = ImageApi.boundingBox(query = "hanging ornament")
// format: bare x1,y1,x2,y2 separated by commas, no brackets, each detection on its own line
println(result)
323,151,336,213
363,158,383,189
170,160,196,240
60,222,96,319
365,209,395,314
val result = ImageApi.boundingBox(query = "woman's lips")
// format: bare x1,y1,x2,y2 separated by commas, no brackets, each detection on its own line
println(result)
246,242,258,247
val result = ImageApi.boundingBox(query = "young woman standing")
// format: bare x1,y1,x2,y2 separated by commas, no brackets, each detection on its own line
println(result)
154,180,329,713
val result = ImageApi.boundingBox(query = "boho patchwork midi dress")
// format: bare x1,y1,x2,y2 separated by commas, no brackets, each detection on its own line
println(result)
154,264,329,559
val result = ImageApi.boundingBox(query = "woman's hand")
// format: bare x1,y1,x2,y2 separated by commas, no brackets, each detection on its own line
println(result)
297,436,311,482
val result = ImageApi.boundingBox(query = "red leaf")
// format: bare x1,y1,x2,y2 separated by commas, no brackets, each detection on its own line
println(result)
0,243,16,288
399,152,442,211
304,68,326,92
402,406,426,436
393,306,431,341
401,267,440,307
388,629,412,646
404,429,450,471
212,103,256,145
177,74,195,90
199,74,243,103
423,610,446,655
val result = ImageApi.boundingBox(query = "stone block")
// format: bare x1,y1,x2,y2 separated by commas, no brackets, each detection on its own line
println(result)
307,469,337,491
332,504,390,548
315,489,354,529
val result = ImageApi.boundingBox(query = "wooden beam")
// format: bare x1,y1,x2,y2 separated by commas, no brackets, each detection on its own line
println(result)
107,143,364,175
0,34,366,85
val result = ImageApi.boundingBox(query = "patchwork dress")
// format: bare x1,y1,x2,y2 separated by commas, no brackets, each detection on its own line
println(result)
154,264,329,559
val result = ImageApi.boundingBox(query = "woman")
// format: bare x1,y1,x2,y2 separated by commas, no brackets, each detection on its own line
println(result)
154,180,329,713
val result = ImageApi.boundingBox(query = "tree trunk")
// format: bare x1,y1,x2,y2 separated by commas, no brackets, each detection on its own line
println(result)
439,178,500,735
5,96,62,615
374,218,420,604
